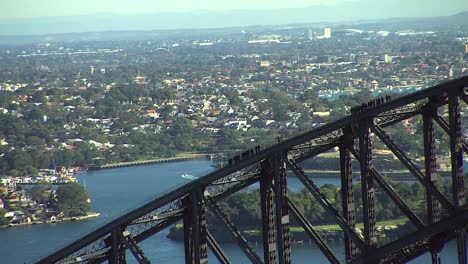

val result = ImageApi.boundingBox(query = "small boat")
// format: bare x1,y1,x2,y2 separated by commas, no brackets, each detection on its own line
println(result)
181,174,198,180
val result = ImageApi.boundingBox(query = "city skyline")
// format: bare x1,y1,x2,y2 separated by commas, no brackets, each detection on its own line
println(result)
1,0,467,36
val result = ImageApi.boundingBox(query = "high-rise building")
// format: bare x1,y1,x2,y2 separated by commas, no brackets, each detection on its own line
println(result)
355,53,369,65
90,66,95,75
465,43,468,54
324,28,332,39
384,54,393,63
306,28,313,40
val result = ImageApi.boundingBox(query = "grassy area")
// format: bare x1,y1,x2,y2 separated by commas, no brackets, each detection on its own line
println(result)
373,149,394,155
303,170,340,174
316,149,394,158
177,219,408,233
174,219,409,237
244,219,409,234
289,219,408,233
316,152,340,158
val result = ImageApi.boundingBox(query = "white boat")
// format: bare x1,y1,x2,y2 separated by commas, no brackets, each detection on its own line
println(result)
181,173,198,180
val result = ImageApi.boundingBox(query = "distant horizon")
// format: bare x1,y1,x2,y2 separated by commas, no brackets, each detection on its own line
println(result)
0,5,468,21
2,8,467,22
0,0,344,20
0,0,467,36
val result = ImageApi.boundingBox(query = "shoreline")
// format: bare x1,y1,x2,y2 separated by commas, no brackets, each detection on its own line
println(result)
88,153,215,170
87,155,453,181
168,218,409,243
0,212,100,229
303,169,452,180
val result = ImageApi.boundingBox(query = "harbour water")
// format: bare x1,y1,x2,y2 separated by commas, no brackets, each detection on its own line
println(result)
0,159,463,263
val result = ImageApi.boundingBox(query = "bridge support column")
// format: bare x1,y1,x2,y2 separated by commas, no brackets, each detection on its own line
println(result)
358,120,377,250
423,107,442,264
340,129,357,260
448,95,466,264
122,230,150,264
108,227,127,264
273,153,292,264
183,190,208,264
260,159,277,264
183,201,193,264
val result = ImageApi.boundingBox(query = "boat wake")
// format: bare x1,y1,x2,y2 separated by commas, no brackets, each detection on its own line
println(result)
181,173,199,180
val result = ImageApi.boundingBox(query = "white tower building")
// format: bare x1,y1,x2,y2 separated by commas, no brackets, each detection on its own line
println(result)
324,28,332,39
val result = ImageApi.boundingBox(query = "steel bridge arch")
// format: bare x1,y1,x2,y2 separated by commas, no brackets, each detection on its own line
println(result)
36,76,468,264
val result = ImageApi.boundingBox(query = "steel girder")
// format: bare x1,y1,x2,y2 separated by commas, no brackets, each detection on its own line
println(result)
358,119,378,249
286,159,367,251
182,190,208,264
260,159,278,264
372,125,456,211
36,76,468,264
340,131,358,261
273,153,292,264
349,148,425,230
448,95,467,264
287,197,340,264
350,209,468,264
432,113,468,155
205,196,263,264
206,230,230,264
423,103,442,264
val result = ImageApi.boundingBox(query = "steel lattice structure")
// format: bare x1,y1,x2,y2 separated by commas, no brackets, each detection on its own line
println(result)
36,76,468,264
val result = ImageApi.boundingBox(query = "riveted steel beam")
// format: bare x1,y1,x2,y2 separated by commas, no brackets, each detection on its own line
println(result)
432,113,468,155
371,125,455,211
181,190,208,264
108,228,126,264
206,230,230,264
205,196,263,264
358,119,377,249
273,153,292,264
350,148,425,230
285,159,367,251
287,197,340,264
423,107,442,264
260,159,277,264
340,128,358,260
351,210,468,264
448,95,466,264
121,230,150,264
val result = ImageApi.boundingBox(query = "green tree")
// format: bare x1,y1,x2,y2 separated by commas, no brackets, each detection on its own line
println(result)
56,183,90,217
168,117,194,151
0,208,9,225
217,127,241,148
30,182,53,204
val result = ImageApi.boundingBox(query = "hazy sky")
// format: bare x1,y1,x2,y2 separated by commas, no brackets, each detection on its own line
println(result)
1,0,346,19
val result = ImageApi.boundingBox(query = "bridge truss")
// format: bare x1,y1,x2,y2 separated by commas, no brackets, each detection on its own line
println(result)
37,76,468,264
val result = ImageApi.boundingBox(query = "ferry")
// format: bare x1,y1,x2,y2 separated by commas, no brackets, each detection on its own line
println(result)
181,173,198,180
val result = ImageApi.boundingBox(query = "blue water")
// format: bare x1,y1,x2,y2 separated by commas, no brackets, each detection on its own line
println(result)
0,159,464,263
0,160,214,264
